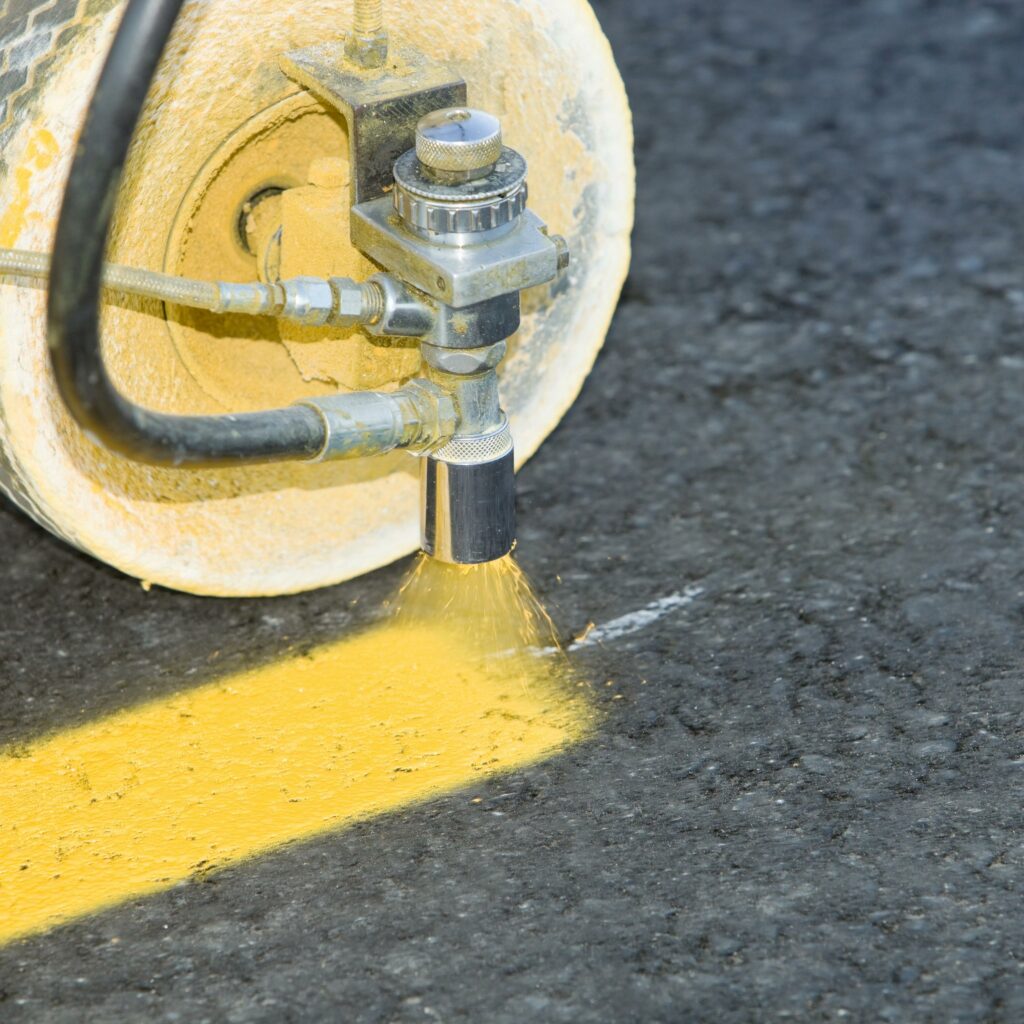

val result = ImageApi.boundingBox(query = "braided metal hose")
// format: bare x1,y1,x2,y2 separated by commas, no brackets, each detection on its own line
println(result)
0,246,389,323
0,246,273,314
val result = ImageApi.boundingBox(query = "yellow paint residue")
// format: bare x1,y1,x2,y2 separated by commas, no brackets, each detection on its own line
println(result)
0,128,59,247
0,597,584,944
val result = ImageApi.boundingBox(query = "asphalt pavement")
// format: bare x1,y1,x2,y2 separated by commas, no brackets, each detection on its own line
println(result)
2,0,1024,1020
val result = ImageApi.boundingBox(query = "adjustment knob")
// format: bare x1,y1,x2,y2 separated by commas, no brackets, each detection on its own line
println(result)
416,108,503,183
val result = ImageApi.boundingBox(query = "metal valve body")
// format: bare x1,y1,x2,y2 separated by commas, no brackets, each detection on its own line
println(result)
398,108,525,563
280,38,570,564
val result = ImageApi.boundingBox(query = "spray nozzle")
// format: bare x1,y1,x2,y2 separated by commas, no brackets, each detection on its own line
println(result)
421,421,516,565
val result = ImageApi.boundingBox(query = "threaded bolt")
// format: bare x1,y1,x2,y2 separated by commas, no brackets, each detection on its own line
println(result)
353,0,383,34
360,280,385,324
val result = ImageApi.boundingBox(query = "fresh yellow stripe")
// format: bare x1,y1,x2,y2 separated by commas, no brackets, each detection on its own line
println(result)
0,620,583,944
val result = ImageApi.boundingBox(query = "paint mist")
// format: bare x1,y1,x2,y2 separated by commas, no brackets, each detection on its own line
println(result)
391,554,565,661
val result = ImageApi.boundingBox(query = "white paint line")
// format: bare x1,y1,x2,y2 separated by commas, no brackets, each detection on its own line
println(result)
467,585,707,662
570,585,705,650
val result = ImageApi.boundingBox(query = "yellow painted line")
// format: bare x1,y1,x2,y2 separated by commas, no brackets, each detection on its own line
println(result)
0,620,585,944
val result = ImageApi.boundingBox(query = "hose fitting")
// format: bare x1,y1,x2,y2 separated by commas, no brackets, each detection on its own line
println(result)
297,379,455,462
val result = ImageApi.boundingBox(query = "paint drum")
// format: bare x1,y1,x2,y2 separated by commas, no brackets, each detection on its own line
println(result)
0,0,633,596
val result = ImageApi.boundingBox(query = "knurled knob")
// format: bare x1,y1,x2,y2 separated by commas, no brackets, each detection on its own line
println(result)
416,108,503,180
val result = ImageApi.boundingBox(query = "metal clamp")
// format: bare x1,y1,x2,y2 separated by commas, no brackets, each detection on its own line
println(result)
280,43,466,206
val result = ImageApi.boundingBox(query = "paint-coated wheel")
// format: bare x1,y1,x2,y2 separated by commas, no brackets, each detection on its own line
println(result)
0,0,633,596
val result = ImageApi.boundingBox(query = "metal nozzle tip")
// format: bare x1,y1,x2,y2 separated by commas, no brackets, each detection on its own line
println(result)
421,427,515,565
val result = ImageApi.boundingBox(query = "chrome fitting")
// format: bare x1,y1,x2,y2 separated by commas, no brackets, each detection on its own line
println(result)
241,275,393,330
280,276,336,326
330,276,384,328
298,379,455,462
364,274,434,337
215,280,280,316
265,74,571,564
401,378,458,451
427,293,520,349
421,340,507,375
426,365,504,436
421,420,516,564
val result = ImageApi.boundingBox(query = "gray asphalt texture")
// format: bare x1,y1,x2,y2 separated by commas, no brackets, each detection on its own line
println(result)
2,0,1024,1020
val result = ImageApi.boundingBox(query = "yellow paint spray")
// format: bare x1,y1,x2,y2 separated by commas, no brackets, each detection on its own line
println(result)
392,554,566,657
0,556,584,944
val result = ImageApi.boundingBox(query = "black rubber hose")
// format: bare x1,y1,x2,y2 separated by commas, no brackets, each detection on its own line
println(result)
46,0,326,466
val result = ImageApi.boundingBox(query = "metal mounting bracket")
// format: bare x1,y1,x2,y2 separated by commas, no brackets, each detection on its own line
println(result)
280,42,467,207
352,200,559,307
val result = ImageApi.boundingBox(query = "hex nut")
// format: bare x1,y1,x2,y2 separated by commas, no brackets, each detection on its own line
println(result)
345,30,388,69
281,276,335,326
330,278,371,326
421,341,507,375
